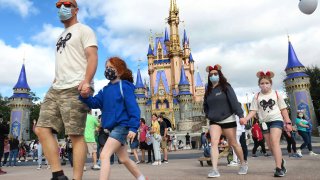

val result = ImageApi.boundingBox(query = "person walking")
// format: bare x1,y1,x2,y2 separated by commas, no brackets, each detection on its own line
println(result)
150,114,161,166
159,115,168,163
79,57,147,180
251,118,268,157
0,115,9,175
8,135,19,167
185,133,191,149
84,112,101,170
296,110,318,157
203,64,248,178
241,71,292,177
34,0,98,179
2,137,10,167
139,118,149,163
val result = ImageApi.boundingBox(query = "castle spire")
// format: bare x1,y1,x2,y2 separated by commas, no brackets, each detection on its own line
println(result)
178,65,190,86
164,27,169,42
147,44,154,56
189,52,194,63
285,40,304,70
195,69,204,87
13,63,30,90
183,29,188,45
135,69,145,89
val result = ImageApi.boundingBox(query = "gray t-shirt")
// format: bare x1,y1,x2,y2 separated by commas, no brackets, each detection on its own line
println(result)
203,85,243,122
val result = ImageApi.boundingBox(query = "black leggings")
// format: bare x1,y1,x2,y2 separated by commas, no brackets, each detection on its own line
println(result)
147,144,155,162
283,131,297,153
298,130,312,151
252,138,266,154
240,132,248,161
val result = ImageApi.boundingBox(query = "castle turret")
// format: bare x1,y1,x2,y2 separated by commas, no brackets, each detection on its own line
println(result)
8,63,32,140
135,69,147,119
178,65,193,121
284,39,318,135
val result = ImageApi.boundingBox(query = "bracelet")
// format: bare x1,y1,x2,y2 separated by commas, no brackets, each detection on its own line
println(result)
286,122,292,125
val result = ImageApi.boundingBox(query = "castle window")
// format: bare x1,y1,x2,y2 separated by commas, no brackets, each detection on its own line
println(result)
164,99,169,108
156,99,161,109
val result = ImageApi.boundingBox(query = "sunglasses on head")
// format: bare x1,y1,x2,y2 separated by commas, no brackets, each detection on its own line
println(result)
56,1,75,8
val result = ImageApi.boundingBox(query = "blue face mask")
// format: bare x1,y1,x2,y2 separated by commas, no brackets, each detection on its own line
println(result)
58,5,73,21
209,75,219,83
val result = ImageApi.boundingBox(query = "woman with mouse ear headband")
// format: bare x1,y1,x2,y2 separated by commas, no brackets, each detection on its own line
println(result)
203,64,248,178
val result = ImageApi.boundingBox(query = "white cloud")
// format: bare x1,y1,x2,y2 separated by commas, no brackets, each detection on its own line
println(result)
0,0,37,17
31,24,64,46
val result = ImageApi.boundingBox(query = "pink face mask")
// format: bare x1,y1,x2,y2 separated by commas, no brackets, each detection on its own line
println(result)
259,83,271,93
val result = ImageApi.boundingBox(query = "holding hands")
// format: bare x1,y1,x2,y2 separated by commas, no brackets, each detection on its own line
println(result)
239,117,247,125
127,131,136,143
78,80,91,98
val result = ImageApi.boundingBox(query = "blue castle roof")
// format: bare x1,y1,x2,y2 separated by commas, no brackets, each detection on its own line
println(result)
195,71,204,87
284,72,309,81
189,53,194,63
153,37,168,56
178,65,190,86
135,69,144,89
285,41,304,70
154,70,170,94
183,29,188,45
10,93,31,99
164,27,169,42
147,44,154,56
13,64,30,90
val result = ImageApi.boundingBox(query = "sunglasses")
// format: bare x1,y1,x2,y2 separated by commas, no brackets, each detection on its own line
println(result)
56,1,76,8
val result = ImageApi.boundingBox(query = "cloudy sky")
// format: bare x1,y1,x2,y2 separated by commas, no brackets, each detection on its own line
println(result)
0,0,319,103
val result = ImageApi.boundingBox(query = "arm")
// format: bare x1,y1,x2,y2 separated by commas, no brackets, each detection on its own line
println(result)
79,89,104,109
240,110,257,125
203,96,208,117
78,46,98,95
226,85,244,118
123,83,140,133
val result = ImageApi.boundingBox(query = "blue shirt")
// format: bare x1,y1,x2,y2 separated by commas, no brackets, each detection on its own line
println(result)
79,80,140,133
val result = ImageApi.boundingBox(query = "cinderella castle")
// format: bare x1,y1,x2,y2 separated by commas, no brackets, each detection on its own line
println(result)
134,0,206,132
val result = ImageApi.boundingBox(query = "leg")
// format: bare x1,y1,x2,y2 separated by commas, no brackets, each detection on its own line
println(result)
37,143,43,166
132,149,139,162
240,132,248,161
263,133,272,153
290,132,297,153
99,138,121,179
209,125,222,170
252,139,259,155
4,152,9,165
116,145,143,178
69,135,87,180
13,149,18,166
141,149,145,162
260,139,267,154
298,131,309,150
307,133,313,151
283,131,292,154
269,128,283,169
35,127,61,172
8,151,13,166
223,128,245,164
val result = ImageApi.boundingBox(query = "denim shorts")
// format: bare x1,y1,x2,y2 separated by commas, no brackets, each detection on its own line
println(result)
109,126,129,145
130,139,139,149
261,120,283,134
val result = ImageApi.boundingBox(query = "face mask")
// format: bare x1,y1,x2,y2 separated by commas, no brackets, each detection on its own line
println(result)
104,67,117,80
209,75,219,83
58,5,73,21
298,114,303,118
259,83,271,92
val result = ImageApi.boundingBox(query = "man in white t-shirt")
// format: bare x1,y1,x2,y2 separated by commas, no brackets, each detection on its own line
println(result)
35,1,98,180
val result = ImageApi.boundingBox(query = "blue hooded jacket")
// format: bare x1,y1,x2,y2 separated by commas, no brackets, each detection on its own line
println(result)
79,80,140,133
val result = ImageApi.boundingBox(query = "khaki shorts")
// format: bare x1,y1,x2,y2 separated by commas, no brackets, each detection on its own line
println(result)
37,87,89,135
160,138,167,149
87,142,97,154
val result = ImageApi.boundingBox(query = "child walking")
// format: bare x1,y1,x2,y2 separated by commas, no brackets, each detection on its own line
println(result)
241,71,292,177
80,57,147,180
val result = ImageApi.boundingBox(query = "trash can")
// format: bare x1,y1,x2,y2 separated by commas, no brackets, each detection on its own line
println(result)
191,141,196,149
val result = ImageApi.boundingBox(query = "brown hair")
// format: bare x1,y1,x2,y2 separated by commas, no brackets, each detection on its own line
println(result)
108,57,133,83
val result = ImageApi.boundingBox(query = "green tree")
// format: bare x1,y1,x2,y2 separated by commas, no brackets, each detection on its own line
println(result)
0,94,10,123
305,65,320,123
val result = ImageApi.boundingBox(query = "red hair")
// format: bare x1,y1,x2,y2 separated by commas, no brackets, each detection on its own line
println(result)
107,57,133,83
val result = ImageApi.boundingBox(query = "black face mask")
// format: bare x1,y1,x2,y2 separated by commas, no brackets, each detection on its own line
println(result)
104,67,117,80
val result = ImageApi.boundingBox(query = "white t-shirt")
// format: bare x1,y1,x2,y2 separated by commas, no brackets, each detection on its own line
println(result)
250,90,287,122
53,23,98,89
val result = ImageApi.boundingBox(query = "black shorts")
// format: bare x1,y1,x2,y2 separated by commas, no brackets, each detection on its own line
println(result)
209,121,237,129
139,142,148,150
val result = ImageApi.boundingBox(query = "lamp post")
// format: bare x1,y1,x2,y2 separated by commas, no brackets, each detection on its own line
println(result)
298,0,318,14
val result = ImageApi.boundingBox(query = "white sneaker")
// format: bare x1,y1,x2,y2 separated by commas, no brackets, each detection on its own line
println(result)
46,165,51,169
18,160,21,163
208,169,220,178
158,161,162,165
37,165,41,170
135,160,141,164
92,164,100,170
152,162,159,166
83,166,87,171
309,151,318,156
297,149,303,157
227,161,239,167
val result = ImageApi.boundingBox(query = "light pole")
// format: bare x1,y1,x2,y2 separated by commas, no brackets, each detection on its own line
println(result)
298,0,318,14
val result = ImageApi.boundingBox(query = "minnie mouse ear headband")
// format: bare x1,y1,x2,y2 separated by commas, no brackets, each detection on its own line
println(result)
256,71,274,79
206,64,222,73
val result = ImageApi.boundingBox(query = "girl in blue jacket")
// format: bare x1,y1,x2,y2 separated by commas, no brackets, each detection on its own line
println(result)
80,57,146,180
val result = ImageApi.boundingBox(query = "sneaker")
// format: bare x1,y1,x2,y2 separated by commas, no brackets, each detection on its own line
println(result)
83,166,86,171
25,160,28,162
238,164,248,175
37,165,42,170
281,159,287,174
18,160,21,163
208,169,220,178
309,151,318,156
264,153,270,157
162,160,168,164
252,154,257,157
92,164,100,170
158,161,162,165
274,167,285,177
47,165,51,169
297,149,303,157
50,175,69,180
33,160,36,162
227,160,239,167
152,162,159,166
135,160,141,164
140,160,145,163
